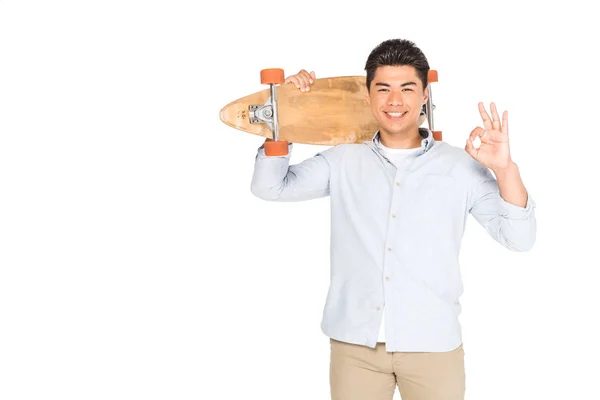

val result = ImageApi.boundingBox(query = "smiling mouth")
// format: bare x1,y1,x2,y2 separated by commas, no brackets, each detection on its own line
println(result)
385,111,406,118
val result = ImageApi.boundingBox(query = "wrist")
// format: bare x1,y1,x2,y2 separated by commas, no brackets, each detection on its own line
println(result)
493,160,517,177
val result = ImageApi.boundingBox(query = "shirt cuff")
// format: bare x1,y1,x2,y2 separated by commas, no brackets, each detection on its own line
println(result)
498,189,536,219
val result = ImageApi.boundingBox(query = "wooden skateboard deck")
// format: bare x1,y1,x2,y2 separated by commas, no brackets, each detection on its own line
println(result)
220,76,381,146
219,72,438,147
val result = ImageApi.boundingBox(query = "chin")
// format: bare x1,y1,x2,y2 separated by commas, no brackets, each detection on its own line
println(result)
385,125,416,135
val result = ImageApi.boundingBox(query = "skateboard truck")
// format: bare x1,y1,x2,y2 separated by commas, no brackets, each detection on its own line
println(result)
252,68,288,156
426,70,442,141
248,102,273,127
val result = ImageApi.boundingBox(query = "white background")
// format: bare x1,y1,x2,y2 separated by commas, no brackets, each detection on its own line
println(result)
1,0,598,399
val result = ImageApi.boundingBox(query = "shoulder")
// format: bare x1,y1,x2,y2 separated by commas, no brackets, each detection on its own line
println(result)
316,142,367,163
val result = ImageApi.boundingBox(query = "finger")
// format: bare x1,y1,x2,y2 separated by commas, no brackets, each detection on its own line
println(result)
470,125,506,144
284,69,315,92
289,79,310,93
501,110,508,135
284,70,310,90
465,136,479,161
478,102,493,131
297,70,313,91
298,70,313,82
481,129,505,144
301,70,315,85
468,126,486,142
284,76,302,89
468,126,496,147
490,102,501,131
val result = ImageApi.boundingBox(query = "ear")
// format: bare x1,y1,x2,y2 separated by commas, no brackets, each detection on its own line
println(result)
423,85,429,105
365,86,371,105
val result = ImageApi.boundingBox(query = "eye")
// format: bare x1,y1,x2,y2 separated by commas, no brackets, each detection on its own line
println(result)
403,88,413,92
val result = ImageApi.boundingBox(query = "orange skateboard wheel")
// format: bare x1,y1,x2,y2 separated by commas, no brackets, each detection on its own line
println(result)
264,140,289,156
260,68,285,85
432,131,442,141
428,70,438,83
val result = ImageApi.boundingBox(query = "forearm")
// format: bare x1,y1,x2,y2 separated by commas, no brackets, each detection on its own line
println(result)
469,161,537,251
493,161,528,208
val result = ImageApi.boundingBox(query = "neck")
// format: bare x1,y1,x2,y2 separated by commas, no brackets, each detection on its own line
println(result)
379,128,422,149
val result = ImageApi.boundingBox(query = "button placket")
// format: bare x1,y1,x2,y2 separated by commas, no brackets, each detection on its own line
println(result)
381,169,404,326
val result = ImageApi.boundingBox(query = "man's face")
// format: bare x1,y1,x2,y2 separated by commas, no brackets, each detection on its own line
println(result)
366,65,428,137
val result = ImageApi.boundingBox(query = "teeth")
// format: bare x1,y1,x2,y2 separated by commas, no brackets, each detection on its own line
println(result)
386,112,405,117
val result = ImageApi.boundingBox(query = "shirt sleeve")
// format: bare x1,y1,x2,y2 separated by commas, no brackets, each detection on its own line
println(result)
467,163,537,252
250,142,340,202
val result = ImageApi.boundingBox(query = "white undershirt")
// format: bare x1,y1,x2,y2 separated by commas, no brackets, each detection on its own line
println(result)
375,138,421,343
376,138,421,167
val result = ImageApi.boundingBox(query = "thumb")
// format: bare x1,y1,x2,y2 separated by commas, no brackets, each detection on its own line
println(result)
465,138,479,161
310,71,316,80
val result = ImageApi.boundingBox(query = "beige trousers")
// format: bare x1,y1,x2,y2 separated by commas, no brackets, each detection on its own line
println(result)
330,338,466,400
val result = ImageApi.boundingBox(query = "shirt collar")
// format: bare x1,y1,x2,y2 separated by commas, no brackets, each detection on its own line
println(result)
365,127,435,156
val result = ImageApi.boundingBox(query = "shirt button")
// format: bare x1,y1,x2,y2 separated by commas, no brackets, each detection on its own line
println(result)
387,247,392,252
391,213,396,218
376,307,381,311
396,181,400,186
386,276,390,281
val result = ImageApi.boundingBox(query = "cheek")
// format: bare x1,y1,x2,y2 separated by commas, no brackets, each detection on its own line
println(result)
370,95,384,109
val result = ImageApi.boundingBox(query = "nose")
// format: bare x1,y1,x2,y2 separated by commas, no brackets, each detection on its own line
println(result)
388,91,403,106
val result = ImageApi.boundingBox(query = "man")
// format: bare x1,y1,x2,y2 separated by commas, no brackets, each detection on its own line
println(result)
250,38,536,400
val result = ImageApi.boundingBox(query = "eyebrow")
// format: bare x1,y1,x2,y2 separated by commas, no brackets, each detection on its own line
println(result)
375,82,417,88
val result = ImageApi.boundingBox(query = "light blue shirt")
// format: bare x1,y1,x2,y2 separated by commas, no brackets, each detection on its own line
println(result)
250,128,537,352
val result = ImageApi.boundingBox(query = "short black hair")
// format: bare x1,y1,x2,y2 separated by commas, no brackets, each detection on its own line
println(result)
364,39,430,91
